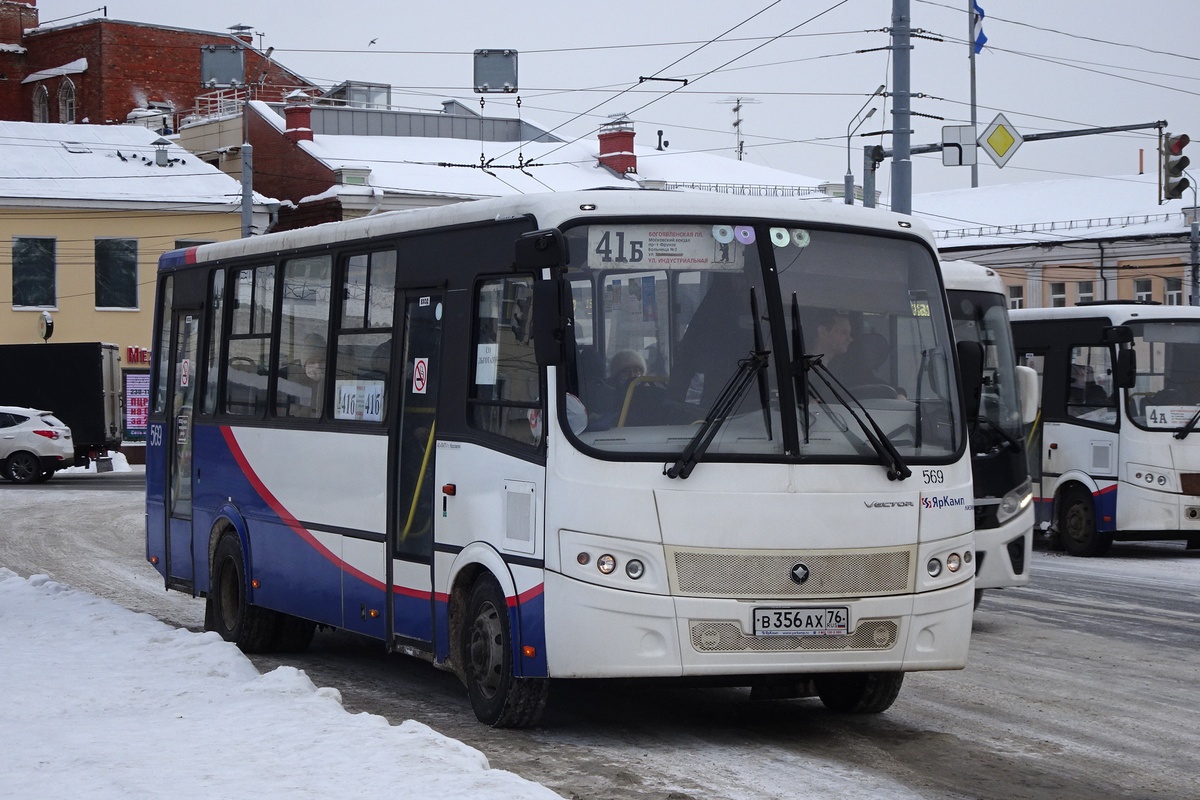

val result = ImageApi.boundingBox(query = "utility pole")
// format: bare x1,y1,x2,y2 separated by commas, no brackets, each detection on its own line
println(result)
968,1,980,188
890,0,913,215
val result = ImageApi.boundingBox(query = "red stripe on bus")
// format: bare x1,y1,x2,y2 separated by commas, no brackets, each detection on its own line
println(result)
219,426,385,592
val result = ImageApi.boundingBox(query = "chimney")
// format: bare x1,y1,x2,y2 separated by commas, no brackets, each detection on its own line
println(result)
598,118,636,175
284,90,313,143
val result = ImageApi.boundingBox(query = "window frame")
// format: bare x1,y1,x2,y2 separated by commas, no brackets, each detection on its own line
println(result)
12,236,57,308
94,238,139,309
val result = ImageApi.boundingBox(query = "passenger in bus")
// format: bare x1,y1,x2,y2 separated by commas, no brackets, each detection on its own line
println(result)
1069,363,1110,406
587,349,648,429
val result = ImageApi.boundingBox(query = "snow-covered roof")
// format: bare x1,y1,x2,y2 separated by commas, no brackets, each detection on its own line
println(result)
913,172,1193,250
251,101,830,201
21,58,88,84
0,121,274,208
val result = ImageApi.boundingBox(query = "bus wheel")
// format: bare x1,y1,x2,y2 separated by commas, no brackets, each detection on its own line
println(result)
462,576,548,728
1057,486,1112,557
814,672,904,714
207,534,278,653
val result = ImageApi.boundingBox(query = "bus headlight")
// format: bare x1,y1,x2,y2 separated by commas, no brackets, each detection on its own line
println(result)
927,558,943,577
997,478,1033,524
625,559,645,580
946,553,962,573
597,554,617,574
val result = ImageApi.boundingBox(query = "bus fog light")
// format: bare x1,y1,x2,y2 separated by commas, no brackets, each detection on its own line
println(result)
597,554,617,574
946,553,962,573
927,558,942,577
625,559,645,580
576,552,591,566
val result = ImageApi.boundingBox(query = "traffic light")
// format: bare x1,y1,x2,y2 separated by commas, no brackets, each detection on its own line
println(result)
1161,132,1190,201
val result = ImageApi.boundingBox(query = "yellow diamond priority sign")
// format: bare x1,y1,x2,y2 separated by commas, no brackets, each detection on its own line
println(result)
978,113,1023,168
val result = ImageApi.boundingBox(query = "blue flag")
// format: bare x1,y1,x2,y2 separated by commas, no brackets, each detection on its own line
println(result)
972,1,988,54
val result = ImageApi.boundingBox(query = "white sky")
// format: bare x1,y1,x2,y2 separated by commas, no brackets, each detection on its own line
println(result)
32,1,1200,197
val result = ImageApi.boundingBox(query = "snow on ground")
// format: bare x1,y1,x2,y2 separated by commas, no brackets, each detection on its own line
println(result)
0,569,562,799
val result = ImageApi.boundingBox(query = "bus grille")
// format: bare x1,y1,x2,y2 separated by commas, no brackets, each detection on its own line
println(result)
670,547,914,598
689,619,899,652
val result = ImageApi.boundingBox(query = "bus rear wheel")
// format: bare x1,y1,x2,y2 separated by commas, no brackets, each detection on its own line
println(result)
462,575,548,728
1057,486,1112,557
814,672,904,714
207,534,278,653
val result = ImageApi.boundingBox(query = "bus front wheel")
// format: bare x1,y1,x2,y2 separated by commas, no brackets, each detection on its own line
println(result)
462,575,548,728
207,534,278,653
814,672,904,714
1057,486,1112,557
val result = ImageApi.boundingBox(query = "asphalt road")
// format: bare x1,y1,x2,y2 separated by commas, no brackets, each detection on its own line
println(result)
4,476,1198,800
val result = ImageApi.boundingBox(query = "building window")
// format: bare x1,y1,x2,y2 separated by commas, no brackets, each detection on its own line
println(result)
12,237,56,307
58,79,76,124
95,239,138,308
33,85,49,123
1134,278,1153,302
1008,285,1024,310
1166,277,1183,305
1076,280,1094,304
1050,282,1066,308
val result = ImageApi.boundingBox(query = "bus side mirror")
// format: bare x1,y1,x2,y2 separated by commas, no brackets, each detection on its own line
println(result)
515,229,567,271
956,340,985,426
532,278,567,367
1114,348,1136,389
1015,364,1039,425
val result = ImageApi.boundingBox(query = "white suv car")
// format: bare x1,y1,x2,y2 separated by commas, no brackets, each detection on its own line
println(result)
0,406,75,484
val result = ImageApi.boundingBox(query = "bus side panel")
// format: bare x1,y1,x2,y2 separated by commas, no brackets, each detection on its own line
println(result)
145,420,168,580
192,424,372,633
512,569,548,678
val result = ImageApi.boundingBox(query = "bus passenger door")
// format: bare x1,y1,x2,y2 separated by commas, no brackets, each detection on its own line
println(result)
385,290,443,647
165,311,200,589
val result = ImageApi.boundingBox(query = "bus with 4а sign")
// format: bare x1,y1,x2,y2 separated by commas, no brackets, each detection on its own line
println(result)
146,190,980,727
1012,302,1200,556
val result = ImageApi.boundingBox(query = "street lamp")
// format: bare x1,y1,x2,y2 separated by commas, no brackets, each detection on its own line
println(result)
845,85,885,205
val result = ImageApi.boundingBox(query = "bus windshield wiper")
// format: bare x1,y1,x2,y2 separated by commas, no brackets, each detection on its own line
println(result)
1174,408,1200,440
666,350,770,480
807,359,912,481
790,293,810,443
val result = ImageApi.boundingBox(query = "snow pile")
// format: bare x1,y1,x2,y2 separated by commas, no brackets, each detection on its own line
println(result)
0,569,562,799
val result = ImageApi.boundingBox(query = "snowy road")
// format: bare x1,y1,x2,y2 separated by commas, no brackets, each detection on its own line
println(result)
4,473,1199,799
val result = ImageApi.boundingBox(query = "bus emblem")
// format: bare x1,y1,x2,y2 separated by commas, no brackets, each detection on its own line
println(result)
790,563,810,584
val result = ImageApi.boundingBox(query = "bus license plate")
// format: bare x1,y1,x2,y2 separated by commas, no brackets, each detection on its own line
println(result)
753,607,849,636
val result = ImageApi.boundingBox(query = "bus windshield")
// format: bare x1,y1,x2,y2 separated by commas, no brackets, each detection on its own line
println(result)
1127,319,1200,430
949,290,1024,450
563,220,961,466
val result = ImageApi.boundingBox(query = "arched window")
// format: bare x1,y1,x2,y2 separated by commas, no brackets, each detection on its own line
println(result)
32,85,49,123
57,79,76,124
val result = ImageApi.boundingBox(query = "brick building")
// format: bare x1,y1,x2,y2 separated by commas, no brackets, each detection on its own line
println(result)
0,0,314,129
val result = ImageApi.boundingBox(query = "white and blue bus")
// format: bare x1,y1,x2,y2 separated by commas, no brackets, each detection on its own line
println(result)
146,191,979,726
1012,302,1200,556
941,260,1038,604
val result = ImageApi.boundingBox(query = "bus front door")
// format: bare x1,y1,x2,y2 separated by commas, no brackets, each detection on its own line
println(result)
165,311,200,590
382,290,443,649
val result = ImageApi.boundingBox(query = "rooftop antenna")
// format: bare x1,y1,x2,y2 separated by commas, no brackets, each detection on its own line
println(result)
719,97,759,161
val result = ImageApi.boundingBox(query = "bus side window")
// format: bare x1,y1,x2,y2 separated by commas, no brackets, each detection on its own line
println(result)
1067,346,1116,426
224,265,274,417
333,250,395,423
470,276,539,445
277,255,332,419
